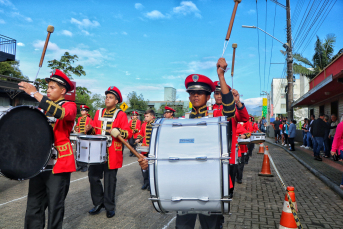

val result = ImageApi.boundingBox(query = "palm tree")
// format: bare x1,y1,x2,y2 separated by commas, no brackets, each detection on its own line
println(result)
286,34,341,80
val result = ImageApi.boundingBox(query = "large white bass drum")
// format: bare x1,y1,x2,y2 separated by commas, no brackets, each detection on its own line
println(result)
148,117,232,215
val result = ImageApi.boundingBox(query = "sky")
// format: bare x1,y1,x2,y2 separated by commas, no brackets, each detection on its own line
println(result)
1,0,342,112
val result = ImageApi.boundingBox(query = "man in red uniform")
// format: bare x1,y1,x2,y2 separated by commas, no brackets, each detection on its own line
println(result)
139,57,240,228
19,69,77,229
212,81,249,198
74,104,92,172
128,111,141,157
243,116,255,164
84,86,132,218
164,106,175,119
135,109,155,190
236,122,250,184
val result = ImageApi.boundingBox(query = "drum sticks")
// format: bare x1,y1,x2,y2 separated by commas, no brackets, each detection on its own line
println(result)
93,127,143,159
231,43,237,88
34,25,54,81
221,0,242,57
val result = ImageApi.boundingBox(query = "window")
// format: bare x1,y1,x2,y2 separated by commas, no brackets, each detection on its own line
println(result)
281,104,286,108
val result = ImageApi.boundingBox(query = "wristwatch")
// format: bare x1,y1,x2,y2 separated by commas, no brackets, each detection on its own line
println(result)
30,91,38,97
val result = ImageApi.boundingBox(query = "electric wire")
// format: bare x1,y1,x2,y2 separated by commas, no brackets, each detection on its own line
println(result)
264,0,268,91
256,0,261,96
267,2,277,93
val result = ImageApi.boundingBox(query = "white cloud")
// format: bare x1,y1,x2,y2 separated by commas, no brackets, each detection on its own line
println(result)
125,71,130,76
143,34,148,37
11,12,32,22
179,60,216,73
241,97,262,106
121,31,128,35
81,30,90,36
0,19,5,24
70,18,100,28
145,10,166,19
135,3,144,10
0,0,16,10
62,30,73,37
173,1,201,18
33,40,60,51
248,9,256,14
17,42,25,46
163,75,183,79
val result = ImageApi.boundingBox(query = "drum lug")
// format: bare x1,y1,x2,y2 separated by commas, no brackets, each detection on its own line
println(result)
149,197,159,202
221,153,230,164
221,198,232,202
148,154,155,164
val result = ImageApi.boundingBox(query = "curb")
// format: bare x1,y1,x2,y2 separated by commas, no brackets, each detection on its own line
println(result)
266,139,343,199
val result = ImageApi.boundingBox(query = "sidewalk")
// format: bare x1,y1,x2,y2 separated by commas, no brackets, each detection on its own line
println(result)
266,137,343,198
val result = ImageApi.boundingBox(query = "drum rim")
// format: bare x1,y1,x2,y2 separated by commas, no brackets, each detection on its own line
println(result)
78,135,108,140
0,105,54,180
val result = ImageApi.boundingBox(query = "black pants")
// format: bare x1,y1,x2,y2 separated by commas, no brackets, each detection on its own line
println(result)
237,154,245,181
88,163,118,211
245,143,254,163
229,164,238,194
24,168,71,229
284,134,289,145
175,214,223,229
77,161,87,169
324,138,330,157
141,168,149,186
288,138,295,151
128,136,137,155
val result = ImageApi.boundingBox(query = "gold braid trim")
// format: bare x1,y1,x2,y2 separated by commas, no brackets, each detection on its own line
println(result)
120,129,129,139
245,132,251,138
45,100,66,120
60,107,65,120
222,99,235,107
223,107,236,114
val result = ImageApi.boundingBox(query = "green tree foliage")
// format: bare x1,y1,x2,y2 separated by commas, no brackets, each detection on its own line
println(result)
127,91,149,111
75,87,106,119
37,52,86,93
0,61,29,80
292,34,341,80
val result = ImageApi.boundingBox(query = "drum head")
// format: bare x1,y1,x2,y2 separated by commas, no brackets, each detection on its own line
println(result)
0,106,54,180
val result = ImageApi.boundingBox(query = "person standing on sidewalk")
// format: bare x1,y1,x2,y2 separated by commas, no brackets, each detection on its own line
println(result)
261,116,267,133
282,120,289,147
300,118,308,148
329,114,338,152
311,113,327,161
288,120,296,151
330,115,343,188
306,115,315,149
271,117,282,143
324,115,331,158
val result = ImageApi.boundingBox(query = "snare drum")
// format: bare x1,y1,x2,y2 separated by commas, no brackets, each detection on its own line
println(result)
0,106,54,180
137,145,149,154
76,135,108,164
250,133,266,144
148,117,231,215
70,133,79,141
237,137,251,145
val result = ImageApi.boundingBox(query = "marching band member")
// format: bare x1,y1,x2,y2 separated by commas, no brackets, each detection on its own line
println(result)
236,123,250,185
74,104,92,172
19,69,77,229
212,81,249,198
139,57,237,228
128,111,141,157
135,109,155,190
163,106,175,119
84,86,132,218
243,116,255,164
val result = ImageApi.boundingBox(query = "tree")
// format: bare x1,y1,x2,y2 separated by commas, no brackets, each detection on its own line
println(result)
127,91,149,111
37,52,86,93
0,61,29,80
292,34,340,80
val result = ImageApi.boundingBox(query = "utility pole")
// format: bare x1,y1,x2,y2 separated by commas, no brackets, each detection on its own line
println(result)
286,0,293,120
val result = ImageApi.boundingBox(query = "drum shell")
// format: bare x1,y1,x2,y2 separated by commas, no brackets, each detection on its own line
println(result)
149,117,231,215
250,133,266,144
76,135,107,164
237,138,251,145
70,133,79,141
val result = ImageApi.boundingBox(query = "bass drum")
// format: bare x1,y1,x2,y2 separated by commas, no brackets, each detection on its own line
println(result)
0,106,54,180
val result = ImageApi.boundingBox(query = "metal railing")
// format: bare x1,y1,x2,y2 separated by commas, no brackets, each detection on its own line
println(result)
0,34,16,56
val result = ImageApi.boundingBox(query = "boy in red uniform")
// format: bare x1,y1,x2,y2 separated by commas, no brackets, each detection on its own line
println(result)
243,116,255,164
74,104,92,172
19,69,77,229
135,109,155,190
139,57,241,228
212,81,249,198
164,106,175,119
85,86,131,218
128,111,141,157
236,123,250,184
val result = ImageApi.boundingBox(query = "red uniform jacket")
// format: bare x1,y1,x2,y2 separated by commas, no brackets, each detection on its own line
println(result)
253,123,258,132
39,97,77,174
92,108,132,169
137,119,155,154
129,118,141,139
236,123,249,157
243,121,254,133
75,115,92,134
213,103,250,164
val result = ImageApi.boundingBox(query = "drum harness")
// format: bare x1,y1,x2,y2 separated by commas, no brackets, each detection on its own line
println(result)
98,108,121,147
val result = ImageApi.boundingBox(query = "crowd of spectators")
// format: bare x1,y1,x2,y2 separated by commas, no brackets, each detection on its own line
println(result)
271,116,297,151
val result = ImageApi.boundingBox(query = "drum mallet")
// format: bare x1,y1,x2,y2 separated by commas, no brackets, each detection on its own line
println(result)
231,43,237,88
34,25,54,81
93,126,143,159
221,0,242,57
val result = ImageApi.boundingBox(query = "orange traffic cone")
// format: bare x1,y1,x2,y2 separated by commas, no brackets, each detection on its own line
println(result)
258,146,274,177
258,143,265,154
279,186,298,229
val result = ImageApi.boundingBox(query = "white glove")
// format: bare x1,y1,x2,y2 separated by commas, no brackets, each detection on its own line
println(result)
110,128,120,138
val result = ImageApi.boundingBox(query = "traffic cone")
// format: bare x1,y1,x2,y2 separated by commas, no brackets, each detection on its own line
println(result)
258,146,274,177
279,186,298,229
258,143,265,154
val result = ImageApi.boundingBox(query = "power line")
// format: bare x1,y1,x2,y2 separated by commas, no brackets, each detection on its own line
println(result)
267,2,277,92
264,0,268,91
256,0,261,95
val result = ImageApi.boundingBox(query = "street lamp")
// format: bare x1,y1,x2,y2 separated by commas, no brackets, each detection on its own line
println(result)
242,25,289,50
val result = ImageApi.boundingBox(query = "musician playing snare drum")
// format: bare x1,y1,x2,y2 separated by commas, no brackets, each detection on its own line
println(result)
128,111,141,157
84,86,132,219
139,58,247,229
18,69,77,229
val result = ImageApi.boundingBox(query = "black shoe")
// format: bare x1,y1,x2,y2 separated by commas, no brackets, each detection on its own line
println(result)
141,183,148,190
76,167,82,171
147,185,150,191
237,179,242,184
106,210,115,218
81,167,88,172
228,193,233,199
245,162,248,164
89,204,104,215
